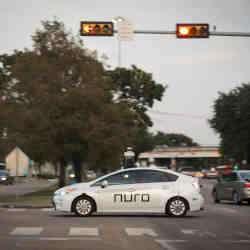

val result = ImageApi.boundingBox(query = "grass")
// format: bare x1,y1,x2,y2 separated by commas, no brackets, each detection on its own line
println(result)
0,184,59,203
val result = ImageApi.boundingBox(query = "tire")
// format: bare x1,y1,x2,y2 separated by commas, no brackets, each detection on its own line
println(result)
166,197,188,217
213,190,220,203
232,192,241,205
73,196,94,217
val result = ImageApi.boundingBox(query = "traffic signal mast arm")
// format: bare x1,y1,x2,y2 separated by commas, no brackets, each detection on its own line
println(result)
80,21,250,38
113,30,250,37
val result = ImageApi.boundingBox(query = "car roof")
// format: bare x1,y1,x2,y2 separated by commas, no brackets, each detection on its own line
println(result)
89,167,181,184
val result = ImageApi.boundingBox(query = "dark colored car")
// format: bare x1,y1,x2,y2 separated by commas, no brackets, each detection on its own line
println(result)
212,170,250,205
178,167,197,177
0,170,14,185
203,169,219,179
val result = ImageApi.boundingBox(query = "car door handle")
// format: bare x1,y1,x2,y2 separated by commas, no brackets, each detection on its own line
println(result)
127,188,136,192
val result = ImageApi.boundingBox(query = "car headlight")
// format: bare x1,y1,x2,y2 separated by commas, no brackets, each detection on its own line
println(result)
54,188,77,196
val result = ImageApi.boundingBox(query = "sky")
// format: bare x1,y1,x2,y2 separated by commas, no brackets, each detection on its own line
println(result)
1,0,250,146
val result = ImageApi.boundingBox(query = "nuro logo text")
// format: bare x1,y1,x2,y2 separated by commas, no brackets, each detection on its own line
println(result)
114,193,150,202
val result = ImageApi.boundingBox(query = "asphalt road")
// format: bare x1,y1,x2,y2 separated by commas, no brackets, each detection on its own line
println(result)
0,179,250,250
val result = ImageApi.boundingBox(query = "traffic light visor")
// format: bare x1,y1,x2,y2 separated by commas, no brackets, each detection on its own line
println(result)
176,24,209,38
80,22,114,36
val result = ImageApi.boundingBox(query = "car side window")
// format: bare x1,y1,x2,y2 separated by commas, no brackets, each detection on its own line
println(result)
133,170,178,184
92,171,135,186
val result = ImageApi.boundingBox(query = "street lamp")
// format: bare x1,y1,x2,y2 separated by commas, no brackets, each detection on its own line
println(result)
112,16,126,67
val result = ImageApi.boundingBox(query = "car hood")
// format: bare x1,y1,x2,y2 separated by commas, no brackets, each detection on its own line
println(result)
55,182,91,193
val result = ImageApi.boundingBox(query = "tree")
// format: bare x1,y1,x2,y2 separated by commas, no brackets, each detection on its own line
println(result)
209,83,250,163
132,128,155,159
152,132,199,148
107,65,166,128
0,19,134,186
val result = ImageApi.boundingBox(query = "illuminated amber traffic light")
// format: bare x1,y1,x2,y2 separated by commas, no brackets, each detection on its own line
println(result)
80,22,114,36
176,24,209,38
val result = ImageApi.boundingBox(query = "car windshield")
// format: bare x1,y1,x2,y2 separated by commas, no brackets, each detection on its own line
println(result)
181,168,195,172
0,170,8,176
239,172,250,181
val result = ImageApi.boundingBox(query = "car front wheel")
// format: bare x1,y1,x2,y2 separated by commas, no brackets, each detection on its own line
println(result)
166,197,188,217
73,196,94,216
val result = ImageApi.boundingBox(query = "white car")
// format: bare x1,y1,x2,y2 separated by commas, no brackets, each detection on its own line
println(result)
52,167,204,217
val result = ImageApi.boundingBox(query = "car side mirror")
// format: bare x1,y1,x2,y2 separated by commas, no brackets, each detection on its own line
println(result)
101,180,108,188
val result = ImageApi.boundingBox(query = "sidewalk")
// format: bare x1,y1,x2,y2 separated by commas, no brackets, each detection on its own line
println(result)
0,178,57,209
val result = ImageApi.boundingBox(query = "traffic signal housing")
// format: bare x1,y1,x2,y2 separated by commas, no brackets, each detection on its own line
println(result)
176,24,209,38
80,22,114,36
234,164,238,170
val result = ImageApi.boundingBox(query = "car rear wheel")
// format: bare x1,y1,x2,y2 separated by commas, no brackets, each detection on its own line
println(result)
73,196,94,216
213,190,220,203
232,192,241,205
166,197,188,217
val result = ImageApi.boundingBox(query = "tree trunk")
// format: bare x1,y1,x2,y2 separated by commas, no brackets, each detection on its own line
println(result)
37,163,42,176
59,158,67,188
72,159,82,183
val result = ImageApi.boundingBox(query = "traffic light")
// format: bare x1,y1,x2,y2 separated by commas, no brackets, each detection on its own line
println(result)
80,22,114,36
234,164,238,170
176,24,209,38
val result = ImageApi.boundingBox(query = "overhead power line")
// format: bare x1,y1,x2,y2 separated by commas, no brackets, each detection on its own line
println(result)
148,110,208,119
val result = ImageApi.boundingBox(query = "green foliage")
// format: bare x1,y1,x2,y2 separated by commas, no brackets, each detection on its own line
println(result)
107,65,167,127
0,19,133,177
132,129,199,160
209,83,250,162
152,132,199,147
37,173,57,179
0,19,168,185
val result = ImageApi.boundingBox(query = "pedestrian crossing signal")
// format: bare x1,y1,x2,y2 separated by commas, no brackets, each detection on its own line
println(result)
176,24,209,38
80,22,114,36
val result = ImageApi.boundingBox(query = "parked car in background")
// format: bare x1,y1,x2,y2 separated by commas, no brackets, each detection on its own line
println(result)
178,167,197,177
203,169,219,179
0,170,15,185
212,170,250,205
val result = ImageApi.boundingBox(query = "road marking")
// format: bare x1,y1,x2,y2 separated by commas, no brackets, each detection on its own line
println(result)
69,227,99,236
181,229,217,238
125,228,158,237
155,239,187,250
39,237,101,241
7,208,27,212
181,229,198,235
222,240,250,243
10,227,43,235
40,208,54,212
199,231,217,238
209,206,236,213
236,232,250,238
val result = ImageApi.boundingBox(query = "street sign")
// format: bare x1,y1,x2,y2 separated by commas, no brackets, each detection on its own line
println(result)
117,20,134,41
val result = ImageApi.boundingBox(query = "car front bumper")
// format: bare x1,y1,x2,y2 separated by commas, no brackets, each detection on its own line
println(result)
52,195,72,212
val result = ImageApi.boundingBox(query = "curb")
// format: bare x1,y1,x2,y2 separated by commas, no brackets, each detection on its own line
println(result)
0,203,53,209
